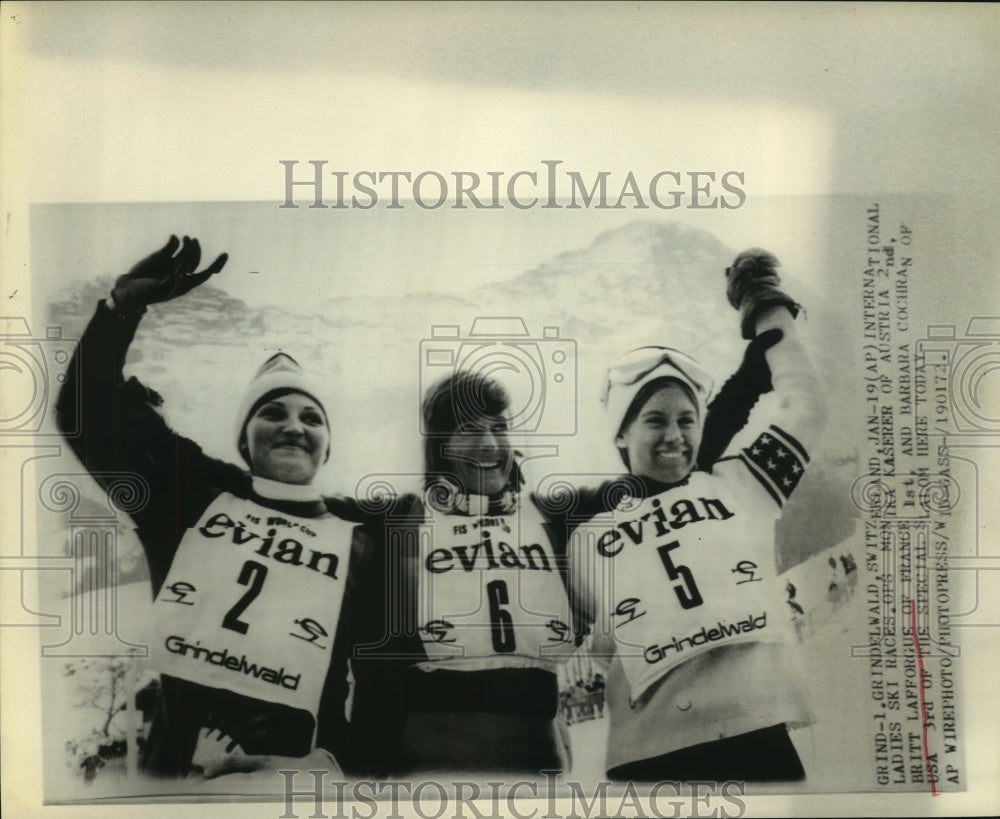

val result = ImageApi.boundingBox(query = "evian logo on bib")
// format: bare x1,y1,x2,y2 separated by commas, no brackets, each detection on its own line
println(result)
576,475,795,702
416,508,574,671
145,494,355,715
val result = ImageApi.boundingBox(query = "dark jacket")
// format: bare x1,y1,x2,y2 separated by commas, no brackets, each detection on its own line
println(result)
55,301,365,776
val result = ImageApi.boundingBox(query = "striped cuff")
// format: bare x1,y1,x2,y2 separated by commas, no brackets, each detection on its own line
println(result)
738,425,809,506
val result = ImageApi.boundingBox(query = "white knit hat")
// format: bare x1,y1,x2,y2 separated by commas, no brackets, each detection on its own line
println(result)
601,346,714,443
234,353,330,464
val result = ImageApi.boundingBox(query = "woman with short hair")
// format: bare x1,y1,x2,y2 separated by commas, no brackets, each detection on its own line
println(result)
347,367,579,775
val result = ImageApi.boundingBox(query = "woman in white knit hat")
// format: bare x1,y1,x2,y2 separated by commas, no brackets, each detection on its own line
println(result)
56,236,363,779
569,249,827,781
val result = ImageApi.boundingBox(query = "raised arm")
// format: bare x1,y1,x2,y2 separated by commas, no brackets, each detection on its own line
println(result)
55,236,239,589
108,234,228,313
697,328,783,468
56,235,228,446
725,248,827,453
753,305,827,451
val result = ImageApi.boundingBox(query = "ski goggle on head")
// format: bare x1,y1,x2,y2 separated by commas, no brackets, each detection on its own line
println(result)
601,346,714,439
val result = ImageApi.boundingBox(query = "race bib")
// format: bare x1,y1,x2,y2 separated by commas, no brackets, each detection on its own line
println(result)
416,507,574,671
145,494,355,715
575,475,794,702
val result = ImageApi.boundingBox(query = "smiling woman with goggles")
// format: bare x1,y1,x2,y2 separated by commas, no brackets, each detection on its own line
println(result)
602,346,715,448
573,249,827,784
603,346,714,399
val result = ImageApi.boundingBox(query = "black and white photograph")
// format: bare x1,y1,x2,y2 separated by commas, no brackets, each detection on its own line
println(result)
2,4,998,818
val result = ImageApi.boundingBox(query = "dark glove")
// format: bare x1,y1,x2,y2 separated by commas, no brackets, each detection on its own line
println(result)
725,248,801,339
110,235,227,312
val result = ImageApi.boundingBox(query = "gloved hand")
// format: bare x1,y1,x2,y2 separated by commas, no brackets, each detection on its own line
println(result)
201,696,314,756
190,725,256,778
725,248,802,339
191,732,341,780
191,699,328,779
110,235,227,312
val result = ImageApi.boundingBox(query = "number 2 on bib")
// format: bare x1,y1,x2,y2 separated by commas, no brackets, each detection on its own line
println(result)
222,560,268,634
656,540,703,609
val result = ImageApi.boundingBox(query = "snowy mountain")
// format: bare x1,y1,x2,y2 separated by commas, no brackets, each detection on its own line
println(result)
47,219,856,571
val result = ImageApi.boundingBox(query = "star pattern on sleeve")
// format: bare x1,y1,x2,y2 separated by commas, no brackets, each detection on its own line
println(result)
739,425,810,507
